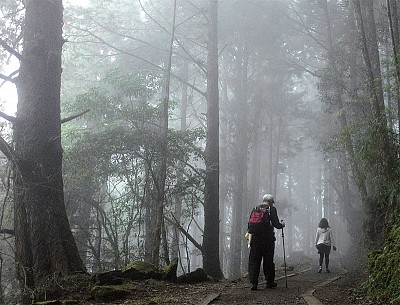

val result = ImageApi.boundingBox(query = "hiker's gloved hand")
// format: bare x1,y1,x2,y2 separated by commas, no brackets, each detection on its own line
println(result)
281,221,285,228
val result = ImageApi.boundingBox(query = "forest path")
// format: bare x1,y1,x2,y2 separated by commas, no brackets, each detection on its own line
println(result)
201,259,373,305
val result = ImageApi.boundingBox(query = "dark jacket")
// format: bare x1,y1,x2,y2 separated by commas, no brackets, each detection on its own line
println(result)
250,204,283,235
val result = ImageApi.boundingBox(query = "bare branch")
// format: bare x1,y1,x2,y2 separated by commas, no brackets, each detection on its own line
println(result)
0,229,14,236
80,11,168,53
138,0,171,36
0,136,15,162
174,37,207,74
0,111,16,123
284,3,328,52
164,214,203,252
78,28,206,97
61,109,90,124
0,38,22,61
0,73,17,84
0,70,18,89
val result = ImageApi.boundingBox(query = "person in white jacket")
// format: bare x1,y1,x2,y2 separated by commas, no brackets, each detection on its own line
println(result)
315,218,336,273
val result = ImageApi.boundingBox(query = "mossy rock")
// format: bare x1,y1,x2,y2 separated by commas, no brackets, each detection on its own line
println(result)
124,261,158,273
92,270,123,286
33,301,78,305
91,285,132,302
163,258,178,283
122,261,163,281
177,268,210,284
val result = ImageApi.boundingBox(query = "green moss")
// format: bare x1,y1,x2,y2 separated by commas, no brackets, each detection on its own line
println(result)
33,301,78,305
163,258,178,274
91,284,134,302
124,261,158,273
364,223,400,303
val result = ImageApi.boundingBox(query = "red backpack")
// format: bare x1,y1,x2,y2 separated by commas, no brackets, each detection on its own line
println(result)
247,206,270,234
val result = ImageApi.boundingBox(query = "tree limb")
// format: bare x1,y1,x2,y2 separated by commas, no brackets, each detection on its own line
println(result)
0,229,14,236
0,111,16,123
61,109,90,124
78,28,206,97
0,38,23,61
0,136,15,162
0,73,16,84
0,70,19,88
164,214,203,252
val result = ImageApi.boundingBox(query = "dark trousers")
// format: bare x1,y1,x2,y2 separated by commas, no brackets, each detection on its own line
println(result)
319,253,330,268
248,233,275,285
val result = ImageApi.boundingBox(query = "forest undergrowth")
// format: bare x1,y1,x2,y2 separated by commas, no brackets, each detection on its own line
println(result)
364,220,400,304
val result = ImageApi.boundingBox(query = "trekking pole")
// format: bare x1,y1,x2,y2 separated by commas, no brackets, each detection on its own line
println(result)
281,220,288,288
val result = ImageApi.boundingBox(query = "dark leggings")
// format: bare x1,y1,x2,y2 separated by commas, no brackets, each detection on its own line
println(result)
319,252,330,268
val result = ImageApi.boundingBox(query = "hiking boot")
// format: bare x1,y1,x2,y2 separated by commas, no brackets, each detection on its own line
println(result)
326,268,330,273
266,282,277,289
318,267,322,273
251,284,258,291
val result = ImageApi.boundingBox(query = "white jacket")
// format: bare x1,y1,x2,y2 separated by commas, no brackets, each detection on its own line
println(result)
315,227,335,247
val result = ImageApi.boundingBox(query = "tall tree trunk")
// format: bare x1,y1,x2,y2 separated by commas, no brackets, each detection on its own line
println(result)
152,0,177,266
14,0,84,290
144,171,154,262
268,117,274,191
171,61,189,261
321,1,365,246
230,44,249,279
352,0,397,243
302,153,311,256
351,0,383,118
286,164,294,255
203,0,223,279
74,197,92,266
364,0,386,115
272,115,283,197
387,0,400,127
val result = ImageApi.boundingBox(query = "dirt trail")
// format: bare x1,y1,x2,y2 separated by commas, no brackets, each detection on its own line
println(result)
201,259,371,305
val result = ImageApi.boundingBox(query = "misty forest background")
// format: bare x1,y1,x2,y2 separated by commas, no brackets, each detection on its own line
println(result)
0,0,399,304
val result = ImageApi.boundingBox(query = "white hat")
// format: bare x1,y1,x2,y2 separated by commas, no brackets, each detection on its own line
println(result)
262,194,274,203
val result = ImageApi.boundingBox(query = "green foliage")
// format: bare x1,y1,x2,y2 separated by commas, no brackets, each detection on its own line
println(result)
364,223,400,303
62,69,206,268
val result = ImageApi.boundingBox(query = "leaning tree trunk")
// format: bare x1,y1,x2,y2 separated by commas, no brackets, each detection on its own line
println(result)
13,0,84,290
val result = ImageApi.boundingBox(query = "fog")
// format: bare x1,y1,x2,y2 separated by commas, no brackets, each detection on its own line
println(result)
0,0,398,297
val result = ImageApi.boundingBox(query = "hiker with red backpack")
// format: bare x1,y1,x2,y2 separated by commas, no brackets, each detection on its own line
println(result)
247,194,285,291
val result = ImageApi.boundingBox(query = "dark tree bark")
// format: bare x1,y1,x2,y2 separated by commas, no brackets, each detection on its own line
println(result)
351,0,384,119
13,0,84,289
230,43,249,278
152,0,177,266
203,0,223,280
387,0,400,126
170,61,188,261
